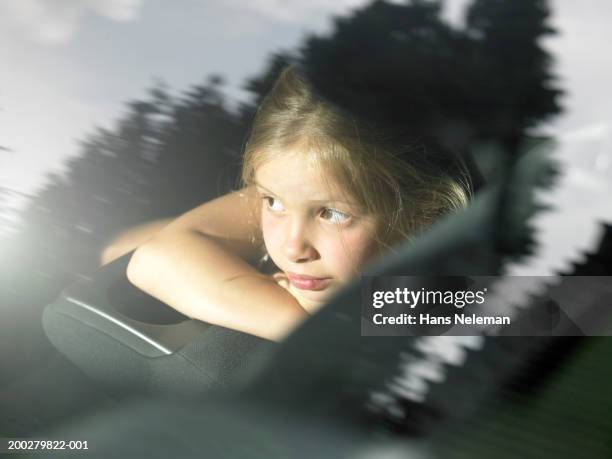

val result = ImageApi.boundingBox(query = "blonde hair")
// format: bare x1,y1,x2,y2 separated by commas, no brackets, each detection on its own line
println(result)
240,65,472,255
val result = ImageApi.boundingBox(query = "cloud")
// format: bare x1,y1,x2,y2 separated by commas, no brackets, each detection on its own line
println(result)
226,0,471,27
88,0,143,21
222,0,366,26
217,0,471,39
1,0,145,45
506,123,612,278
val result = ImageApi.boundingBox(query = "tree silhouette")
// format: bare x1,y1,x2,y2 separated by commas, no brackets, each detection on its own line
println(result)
300,0,561,156
465,0,561,149
8,76,248,293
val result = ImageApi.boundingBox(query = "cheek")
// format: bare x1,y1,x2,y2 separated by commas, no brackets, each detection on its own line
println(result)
261,213,282,254
325,229,376,277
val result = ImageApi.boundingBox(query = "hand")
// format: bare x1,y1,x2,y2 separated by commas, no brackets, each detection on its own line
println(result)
272,272,326,314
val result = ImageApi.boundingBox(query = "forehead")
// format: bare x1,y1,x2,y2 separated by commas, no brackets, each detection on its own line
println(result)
254,150,344,202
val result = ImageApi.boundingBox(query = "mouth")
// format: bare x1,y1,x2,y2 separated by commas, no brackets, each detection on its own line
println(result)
286,273,331,291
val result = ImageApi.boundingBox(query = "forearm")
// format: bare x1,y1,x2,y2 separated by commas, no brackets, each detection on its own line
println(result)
127,230,308,341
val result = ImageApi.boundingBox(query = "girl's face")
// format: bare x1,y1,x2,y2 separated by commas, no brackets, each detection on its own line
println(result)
255,149,380,311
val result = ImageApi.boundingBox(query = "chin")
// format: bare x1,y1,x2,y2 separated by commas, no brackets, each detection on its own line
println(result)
298,284,338,301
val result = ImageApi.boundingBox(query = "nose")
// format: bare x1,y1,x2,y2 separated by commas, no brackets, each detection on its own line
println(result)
282,217,319,263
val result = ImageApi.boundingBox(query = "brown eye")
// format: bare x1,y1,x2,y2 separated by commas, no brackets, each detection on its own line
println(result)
320,208,350,224
263,196,284,212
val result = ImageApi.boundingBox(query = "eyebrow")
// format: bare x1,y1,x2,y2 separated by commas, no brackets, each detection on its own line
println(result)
254,181,356,206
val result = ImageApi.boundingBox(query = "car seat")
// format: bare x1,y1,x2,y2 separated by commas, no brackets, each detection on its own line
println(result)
42,252,278,398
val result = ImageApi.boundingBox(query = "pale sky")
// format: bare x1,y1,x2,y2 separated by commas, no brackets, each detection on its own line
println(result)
0,0,370,196
0,0,611,273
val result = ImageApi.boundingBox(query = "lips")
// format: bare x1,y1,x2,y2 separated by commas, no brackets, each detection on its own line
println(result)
286,273,331,291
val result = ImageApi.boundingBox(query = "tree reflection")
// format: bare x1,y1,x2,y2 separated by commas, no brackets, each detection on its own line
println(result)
0,0,563,429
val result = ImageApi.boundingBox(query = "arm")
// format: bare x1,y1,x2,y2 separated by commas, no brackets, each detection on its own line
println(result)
100,218,174,266
126,187,309,342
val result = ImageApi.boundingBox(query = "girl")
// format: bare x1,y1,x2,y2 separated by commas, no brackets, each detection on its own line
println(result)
114,65,472,342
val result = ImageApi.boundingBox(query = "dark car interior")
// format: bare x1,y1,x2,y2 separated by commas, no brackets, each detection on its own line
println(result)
42,252,277,399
